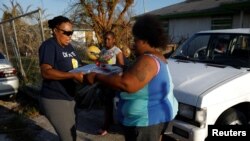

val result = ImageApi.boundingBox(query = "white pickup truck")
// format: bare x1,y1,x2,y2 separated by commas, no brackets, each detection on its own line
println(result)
165,28,250,141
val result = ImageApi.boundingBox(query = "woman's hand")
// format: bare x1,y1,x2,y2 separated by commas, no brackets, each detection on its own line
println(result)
85,72,97,85
73,72,84,83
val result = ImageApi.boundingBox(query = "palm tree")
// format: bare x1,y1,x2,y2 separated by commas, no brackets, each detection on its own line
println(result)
0,0,33,21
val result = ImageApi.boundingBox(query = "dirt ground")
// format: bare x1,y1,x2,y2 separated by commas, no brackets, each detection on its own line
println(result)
0,99,125,141
0,95,175,141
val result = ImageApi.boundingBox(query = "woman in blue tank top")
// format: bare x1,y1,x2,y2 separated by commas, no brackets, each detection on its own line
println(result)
85,14,178,141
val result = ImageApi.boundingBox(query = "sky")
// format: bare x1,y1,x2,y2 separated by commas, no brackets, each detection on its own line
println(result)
0,0,184,20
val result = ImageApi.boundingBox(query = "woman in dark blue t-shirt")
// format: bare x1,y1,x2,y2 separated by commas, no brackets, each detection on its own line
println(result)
39,16,84,141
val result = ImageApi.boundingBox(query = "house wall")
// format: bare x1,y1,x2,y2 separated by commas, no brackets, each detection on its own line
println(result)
169,17,211,43
232,13,250,28
168,13,250,43
72,30,98,45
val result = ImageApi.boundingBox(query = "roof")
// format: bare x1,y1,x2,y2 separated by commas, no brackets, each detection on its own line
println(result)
146,0,250,18
197,28,250,34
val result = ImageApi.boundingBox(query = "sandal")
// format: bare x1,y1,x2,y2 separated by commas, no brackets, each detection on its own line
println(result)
97,129,108,136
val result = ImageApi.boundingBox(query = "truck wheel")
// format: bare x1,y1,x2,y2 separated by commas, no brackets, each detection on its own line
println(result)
215,108,247,125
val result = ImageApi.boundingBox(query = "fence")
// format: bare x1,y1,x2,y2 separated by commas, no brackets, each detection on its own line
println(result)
0,9,45,88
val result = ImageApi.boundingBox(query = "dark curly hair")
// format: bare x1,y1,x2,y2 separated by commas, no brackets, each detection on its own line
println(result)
132,14,168,49
48,15,71,29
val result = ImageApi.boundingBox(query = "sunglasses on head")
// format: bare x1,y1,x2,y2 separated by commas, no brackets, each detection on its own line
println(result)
56,28,74,36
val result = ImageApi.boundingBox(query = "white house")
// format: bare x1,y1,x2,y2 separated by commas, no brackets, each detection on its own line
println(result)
146,0,250,43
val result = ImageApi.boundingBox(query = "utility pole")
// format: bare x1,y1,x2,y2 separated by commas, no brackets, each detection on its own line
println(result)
143,0,146,13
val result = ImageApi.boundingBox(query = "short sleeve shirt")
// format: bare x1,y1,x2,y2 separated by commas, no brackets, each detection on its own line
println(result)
100,46,121,65
39,38,81,100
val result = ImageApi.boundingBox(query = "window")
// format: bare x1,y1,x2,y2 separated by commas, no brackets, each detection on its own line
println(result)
171,31,250,68
180,34,210,58
211,16,232,30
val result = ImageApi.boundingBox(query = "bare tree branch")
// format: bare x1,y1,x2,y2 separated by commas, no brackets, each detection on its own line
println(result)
71,0,134,47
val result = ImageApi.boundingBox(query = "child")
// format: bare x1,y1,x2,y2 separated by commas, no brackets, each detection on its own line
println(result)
98,31,124,135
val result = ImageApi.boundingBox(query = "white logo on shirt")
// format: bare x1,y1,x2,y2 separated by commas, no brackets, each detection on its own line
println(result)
62,52,76,58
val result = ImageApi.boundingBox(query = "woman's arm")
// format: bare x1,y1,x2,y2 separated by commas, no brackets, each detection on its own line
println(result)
87,55,158,93
40,64,84,83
